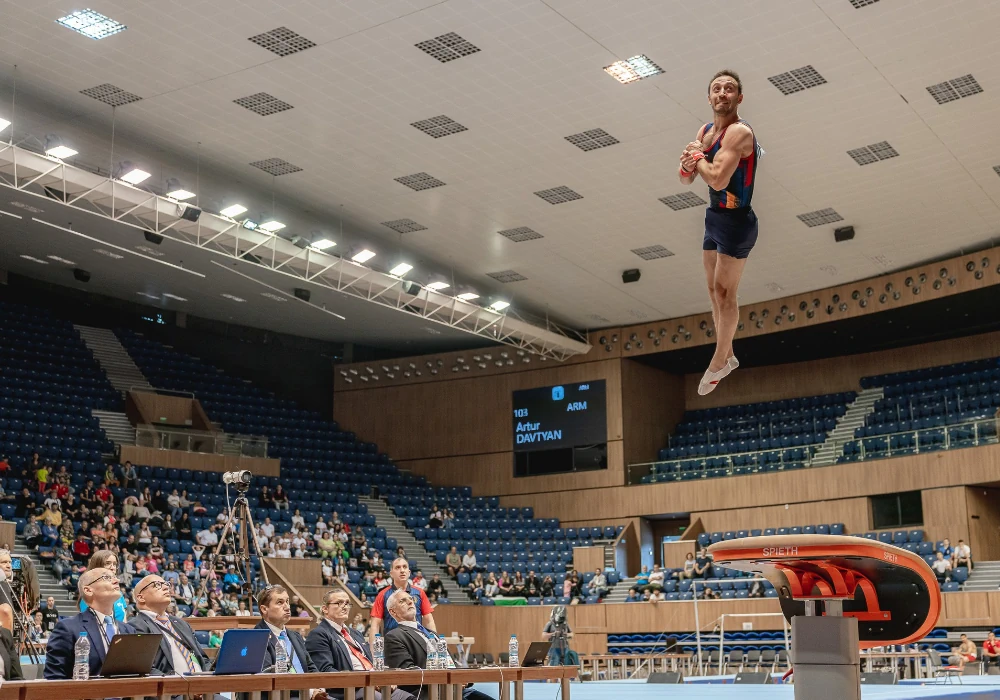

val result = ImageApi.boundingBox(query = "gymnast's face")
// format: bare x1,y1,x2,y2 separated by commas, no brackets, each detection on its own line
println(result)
709,76,742,115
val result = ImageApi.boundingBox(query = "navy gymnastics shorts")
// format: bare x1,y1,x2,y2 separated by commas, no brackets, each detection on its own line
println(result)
702,207,758,260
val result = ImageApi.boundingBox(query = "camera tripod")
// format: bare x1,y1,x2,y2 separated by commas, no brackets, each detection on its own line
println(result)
193,488,270,610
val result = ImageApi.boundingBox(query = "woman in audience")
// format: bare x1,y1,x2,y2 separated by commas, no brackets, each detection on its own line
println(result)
541,575,555,598
321,558,335,585
497,571,513,596
511,571,526,596
484,573,499,598
468,573,484,599
291,508,305,528
177,512,193,540
428,504,444,529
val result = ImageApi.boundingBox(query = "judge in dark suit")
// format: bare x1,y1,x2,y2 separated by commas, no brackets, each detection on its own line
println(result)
0,626,24,680
255,585,324,700
306,589,413,700
44,568,138,679
383,590,490,700
129,575,212,675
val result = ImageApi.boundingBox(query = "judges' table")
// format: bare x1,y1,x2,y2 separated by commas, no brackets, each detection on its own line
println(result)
0,666,577,700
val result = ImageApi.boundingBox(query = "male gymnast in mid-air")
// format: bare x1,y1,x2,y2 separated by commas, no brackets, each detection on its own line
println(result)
679,69,762,395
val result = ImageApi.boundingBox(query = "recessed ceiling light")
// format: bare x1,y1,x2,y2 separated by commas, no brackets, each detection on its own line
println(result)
220,204,248,218
426,281,450,291
0,117,11,132
389,263,413,277
604,54,663,84
94,248,124,259
45,145,78,159
56,9,127,39
351,249,376,263
46,255,76,265
457,292,479,301
259,220,285,232
221,293,246,302
19,255,49,264
489,300,510,311
310,238,336,251
136,292,159,300
162,293,187,302
120,168,151,185
166,188,196,201
260,292,287,302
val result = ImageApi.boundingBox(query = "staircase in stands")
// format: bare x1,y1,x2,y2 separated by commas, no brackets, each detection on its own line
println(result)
604,576,636,603
12,536,76,613
76,325,152,451
959,560,1000,591
358,496,471,604
810,387,884,466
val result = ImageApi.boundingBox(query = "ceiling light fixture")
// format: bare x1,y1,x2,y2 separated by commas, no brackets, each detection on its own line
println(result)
44,135,77,159
136,292,159,300
162,293,187,302
220,204,248,218
56,9,127,39
309,238,336,251
457,292,479,301
351,249,376,263
119,164,151,185
389,262,413,277
46,255,76,264
426,281,449,291
221,293,246,302
0,117,10,132
165,178,196,200
604,54,663,84
93,248,124,259
19,255,49,264
258,220,285,233
489,300,510,311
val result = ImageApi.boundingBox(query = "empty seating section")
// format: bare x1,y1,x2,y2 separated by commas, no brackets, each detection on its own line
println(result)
0,301,118,471
642,393,854,482
607,632,790,658
841,358,1000,462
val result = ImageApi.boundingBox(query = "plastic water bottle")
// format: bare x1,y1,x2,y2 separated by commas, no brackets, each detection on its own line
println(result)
373,633,385,671
73,631,90,680
508,634,519,667
437,637,450,668
274,634,289,673
426,636,439,669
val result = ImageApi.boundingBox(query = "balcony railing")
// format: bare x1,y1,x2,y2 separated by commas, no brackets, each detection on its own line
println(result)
135,425,268,458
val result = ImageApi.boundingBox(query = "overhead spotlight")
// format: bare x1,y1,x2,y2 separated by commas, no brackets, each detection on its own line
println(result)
220,204,248,218
143,230,164,245
116,161,151,185
259,220,285,233
456,287,479,301
0,116,10,132
389,262,413,277
426,280,449,291
310,238,336,251
44,134,77,159
165,178,196,200
489,300,510,311
351,248,376,263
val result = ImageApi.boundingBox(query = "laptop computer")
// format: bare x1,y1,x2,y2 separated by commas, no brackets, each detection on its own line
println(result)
211,629,271,675
520,641,552,667
98,633,162,677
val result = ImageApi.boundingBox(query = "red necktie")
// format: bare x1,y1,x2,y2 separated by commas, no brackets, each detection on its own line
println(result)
340,627,373,670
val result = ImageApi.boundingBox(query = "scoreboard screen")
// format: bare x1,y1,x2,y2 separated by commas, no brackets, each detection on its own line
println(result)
511,380,607,453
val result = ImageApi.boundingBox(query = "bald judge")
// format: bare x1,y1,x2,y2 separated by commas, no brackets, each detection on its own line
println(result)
129,575,211,675
44,568,138,679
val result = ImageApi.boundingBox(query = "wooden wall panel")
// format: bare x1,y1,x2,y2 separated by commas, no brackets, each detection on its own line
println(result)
921,487,970,545
397,441,624,498
964,487,1000,561
499,447,1000,530
685,330,1000,410
572,547,606,574
265,558,323,586
692,498,872,537
118,446,281,476
334,358,622,462
0,522,14,550
620,360,685,465
940,592,994,626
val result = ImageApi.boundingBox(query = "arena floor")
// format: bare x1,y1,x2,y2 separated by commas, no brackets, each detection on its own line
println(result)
468,677,1000,700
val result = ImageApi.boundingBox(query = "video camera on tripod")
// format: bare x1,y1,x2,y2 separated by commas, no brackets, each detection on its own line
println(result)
222,469,252,490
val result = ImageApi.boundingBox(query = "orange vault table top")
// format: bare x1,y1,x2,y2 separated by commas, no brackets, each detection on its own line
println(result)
707,534,940,649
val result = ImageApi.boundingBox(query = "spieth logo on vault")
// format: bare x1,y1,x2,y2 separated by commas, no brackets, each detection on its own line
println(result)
762,546,799,557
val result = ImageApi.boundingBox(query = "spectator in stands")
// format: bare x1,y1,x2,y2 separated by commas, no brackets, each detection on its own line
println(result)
428,505,443,529
748,577,765,598
258,486,273,509
35,462,49,494
648,589,665,603
260,517,275,539
120,461,137,488
0,455,8,475
625,588,641,602
983,631,1000,669
39,596,60,631
445,547,462,577
461,549,478,573
931,552,952,582
939,538,953,559
701,586,719,600
272,484,290,511
72,532,91,563
693,549,713,579
368,558,436,642
953,540,973,571
541,575,555,598
645,565,665,592
588,569,608,598
634,565,650,590
483,574,499,599
949,634,977,670
197,524,219,548
676,553,696,580
442,509,455,531
22,515,42,549
166,489,183,521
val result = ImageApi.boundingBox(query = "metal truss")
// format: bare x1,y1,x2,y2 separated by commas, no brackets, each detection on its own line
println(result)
0,142,591,360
